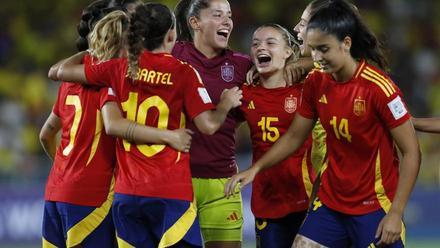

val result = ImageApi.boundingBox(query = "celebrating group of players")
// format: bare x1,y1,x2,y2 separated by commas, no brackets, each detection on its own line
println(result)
39,0,437,247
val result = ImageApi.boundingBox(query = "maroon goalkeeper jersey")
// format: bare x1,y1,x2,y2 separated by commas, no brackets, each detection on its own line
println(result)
172,41,253,178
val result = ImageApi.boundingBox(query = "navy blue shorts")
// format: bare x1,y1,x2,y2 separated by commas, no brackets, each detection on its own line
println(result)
298,198,405,247
42,200,116,248
112,193,202,248
255,211,307,248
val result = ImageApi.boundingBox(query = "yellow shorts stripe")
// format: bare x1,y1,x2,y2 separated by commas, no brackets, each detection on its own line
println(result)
66,177,115,247
117,236,135,248
42,238,58,248
158,200,197,248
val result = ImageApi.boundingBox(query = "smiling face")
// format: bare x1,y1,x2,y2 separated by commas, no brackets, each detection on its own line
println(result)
293,5,312,56
251,26,292,76
192,0,233,51
306,27,352,76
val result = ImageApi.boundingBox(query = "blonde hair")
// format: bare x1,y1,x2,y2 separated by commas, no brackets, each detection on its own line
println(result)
89,10,128,62
255,24,301,63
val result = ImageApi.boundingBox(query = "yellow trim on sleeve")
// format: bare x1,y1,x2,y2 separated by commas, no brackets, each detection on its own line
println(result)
365,67,395,92
361,73,391,97
363,69,395,96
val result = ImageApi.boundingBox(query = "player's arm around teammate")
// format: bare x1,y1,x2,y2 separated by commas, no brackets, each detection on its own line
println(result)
412,117,440,133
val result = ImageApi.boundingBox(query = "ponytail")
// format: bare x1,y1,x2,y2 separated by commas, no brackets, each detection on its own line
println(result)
174,0,211,42
127,3,175,79
89,10,128,62
175,0,193,41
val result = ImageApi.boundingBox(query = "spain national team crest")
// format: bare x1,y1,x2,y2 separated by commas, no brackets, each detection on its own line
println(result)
285,95,297,113
354,97,366,116
221,63,234,82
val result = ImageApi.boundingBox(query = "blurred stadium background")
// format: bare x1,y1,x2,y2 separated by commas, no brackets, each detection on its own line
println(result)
0,0,439,247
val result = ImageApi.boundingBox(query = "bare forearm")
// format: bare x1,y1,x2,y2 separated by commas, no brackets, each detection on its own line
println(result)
40,113,61,160
412,117,440,133
296,56,314,72
208,100,231,131
48,58,69,81
194,102,232,135
106,119,173,145
41,138,56,160
254,116,314,173
56,52,88,83
389,151,420,216
254,130,307,173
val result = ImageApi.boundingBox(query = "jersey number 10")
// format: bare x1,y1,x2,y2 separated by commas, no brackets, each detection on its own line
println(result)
121,92,169,157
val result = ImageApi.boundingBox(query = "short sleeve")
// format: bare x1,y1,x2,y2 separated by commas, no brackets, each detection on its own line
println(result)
84,58,124,89
298,71,319,120
98,87,118,109
182,65,215,119
374,82,411,129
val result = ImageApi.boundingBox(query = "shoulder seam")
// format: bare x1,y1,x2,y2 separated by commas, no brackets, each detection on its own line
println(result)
360,66,396,97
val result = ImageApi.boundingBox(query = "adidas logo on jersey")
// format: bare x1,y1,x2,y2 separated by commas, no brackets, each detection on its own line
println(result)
318,94,328,104
248,101,255,109
226,211,240,221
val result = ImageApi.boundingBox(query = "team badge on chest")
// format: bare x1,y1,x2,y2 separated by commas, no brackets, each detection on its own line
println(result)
354,97,366,116
221,63,234,82
284,95,297,113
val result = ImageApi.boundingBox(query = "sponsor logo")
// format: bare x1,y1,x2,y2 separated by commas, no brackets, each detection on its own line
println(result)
226,211,240,221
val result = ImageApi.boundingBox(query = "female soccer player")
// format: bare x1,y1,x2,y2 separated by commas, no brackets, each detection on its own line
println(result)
173,1,252,247
226,1,420,247
41,3,193,248
52,3,243,247
239,23,315,248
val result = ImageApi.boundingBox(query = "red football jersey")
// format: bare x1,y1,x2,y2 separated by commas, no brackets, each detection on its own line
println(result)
299,60,411,214
240,84,314,218
45,55,117,206
84,51,215,201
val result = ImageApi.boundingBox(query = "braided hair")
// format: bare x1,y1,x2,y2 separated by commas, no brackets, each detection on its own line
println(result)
126,3,175,79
